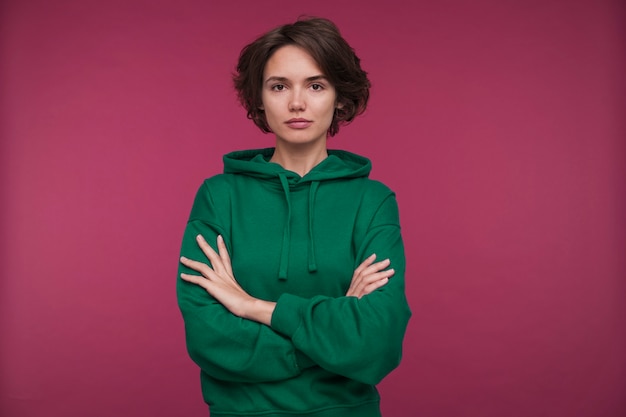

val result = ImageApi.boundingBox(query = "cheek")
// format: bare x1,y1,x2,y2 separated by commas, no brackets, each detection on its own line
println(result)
261,95,282,115
261,100,283,130
320,99,338,120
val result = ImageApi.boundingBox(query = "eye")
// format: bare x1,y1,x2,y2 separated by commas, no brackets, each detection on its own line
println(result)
310,83,324,91
271,84,285,91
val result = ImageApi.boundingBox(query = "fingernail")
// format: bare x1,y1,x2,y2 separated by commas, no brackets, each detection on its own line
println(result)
217,235,223,242
180,256,187,262
196,234,204,241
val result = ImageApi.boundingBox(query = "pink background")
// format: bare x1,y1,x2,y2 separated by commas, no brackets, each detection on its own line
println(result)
1,0,625,416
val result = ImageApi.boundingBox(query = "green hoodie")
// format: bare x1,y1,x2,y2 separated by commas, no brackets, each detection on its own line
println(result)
177,148,411,417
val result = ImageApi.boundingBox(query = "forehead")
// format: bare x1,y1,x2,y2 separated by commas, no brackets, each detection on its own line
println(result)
263,45,324,79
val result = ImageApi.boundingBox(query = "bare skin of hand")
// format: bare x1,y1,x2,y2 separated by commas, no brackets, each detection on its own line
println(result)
180,235,275,325
180,235,393,325
345,254,394,298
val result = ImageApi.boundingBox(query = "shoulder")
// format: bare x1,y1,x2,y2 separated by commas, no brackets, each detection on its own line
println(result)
347,178,401,241
358,178,397,209
342,178,399,230
196,173,240,195
362,178,395,197
202,172,233,186
188,174,237,222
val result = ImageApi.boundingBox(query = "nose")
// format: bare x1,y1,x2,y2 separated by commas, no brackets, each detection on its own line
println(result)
288,88,305,112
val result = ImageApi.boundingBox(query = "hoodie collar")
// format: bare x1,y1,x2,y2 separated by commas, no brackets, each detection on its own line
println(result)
223,148,372,184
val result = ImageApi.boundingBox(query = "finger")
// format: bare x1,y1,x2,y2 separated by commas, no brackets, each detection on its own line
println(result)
350,268,394,297
360,277,390,297
217,235,234,277
180,256,215,278
196,234,224,273
353,254,376,277
180,272,211,290
353,270,394,297
364,268,395,283
353,262,390,292
360,258,391,277
347,273,391,298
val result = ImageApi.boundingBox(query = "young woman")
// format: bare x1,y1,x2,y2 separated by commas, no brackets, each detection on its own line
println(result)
177,17,411,417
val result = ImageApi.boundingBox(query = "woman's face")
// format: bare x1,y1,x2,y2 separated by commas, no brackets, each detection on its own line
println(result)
261,45,339,148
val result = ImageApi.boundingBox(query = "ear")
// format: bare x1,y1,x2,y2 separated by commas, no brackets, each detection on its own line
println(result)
335,100,345,110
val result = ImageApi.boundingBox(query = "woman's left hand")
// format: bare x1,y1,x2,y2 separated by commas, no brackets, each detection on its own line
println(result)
180,234,257,319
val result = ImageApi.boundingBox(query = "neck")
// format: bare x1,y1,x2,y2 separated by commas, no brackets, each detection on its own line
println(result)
270,141,328,177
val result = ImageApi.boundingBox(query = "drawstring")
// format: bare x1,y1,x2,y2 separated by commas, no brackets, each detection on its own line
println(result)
276,175,319,280
307,181,319,273
277,174,291,280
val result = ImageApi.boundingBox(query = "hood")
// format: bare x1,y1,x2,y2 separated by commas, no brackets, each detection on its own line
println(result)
224,148,371,183
223,148,371,280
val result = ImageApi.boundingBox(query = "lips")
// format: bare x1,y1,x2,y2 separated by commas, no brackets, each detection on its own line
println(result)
285,118,313,129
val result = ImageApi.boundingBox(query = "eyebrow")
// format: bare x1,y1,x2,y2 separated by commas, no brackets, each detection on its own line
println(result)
264,75,328,85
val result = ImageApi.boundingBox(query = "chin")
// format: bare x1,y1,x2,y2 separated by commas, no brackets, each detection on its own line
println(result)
277,132,326,145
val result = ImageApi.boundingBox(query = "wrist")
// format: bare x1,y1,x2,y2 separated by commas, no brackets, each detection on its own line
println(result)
242,298,276,326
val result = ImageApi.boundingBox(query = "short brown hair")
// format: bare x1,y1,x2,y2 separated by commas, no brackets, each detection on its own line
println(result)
233,17,371,137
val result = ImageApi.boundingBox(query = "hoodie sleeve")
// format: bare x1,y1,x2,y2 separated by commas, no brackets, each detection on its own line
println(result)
270,191,412,385
177,181,315,383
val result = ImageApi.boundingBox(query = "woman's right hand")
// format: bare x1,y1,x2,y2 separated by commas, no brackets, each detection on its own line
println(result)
345,254,394,298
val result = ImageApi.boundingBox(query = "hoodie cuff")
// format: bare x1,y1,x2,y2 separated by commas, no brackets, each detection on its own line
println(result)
295,349,316,370
272,293,316,370
271,293,307,338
